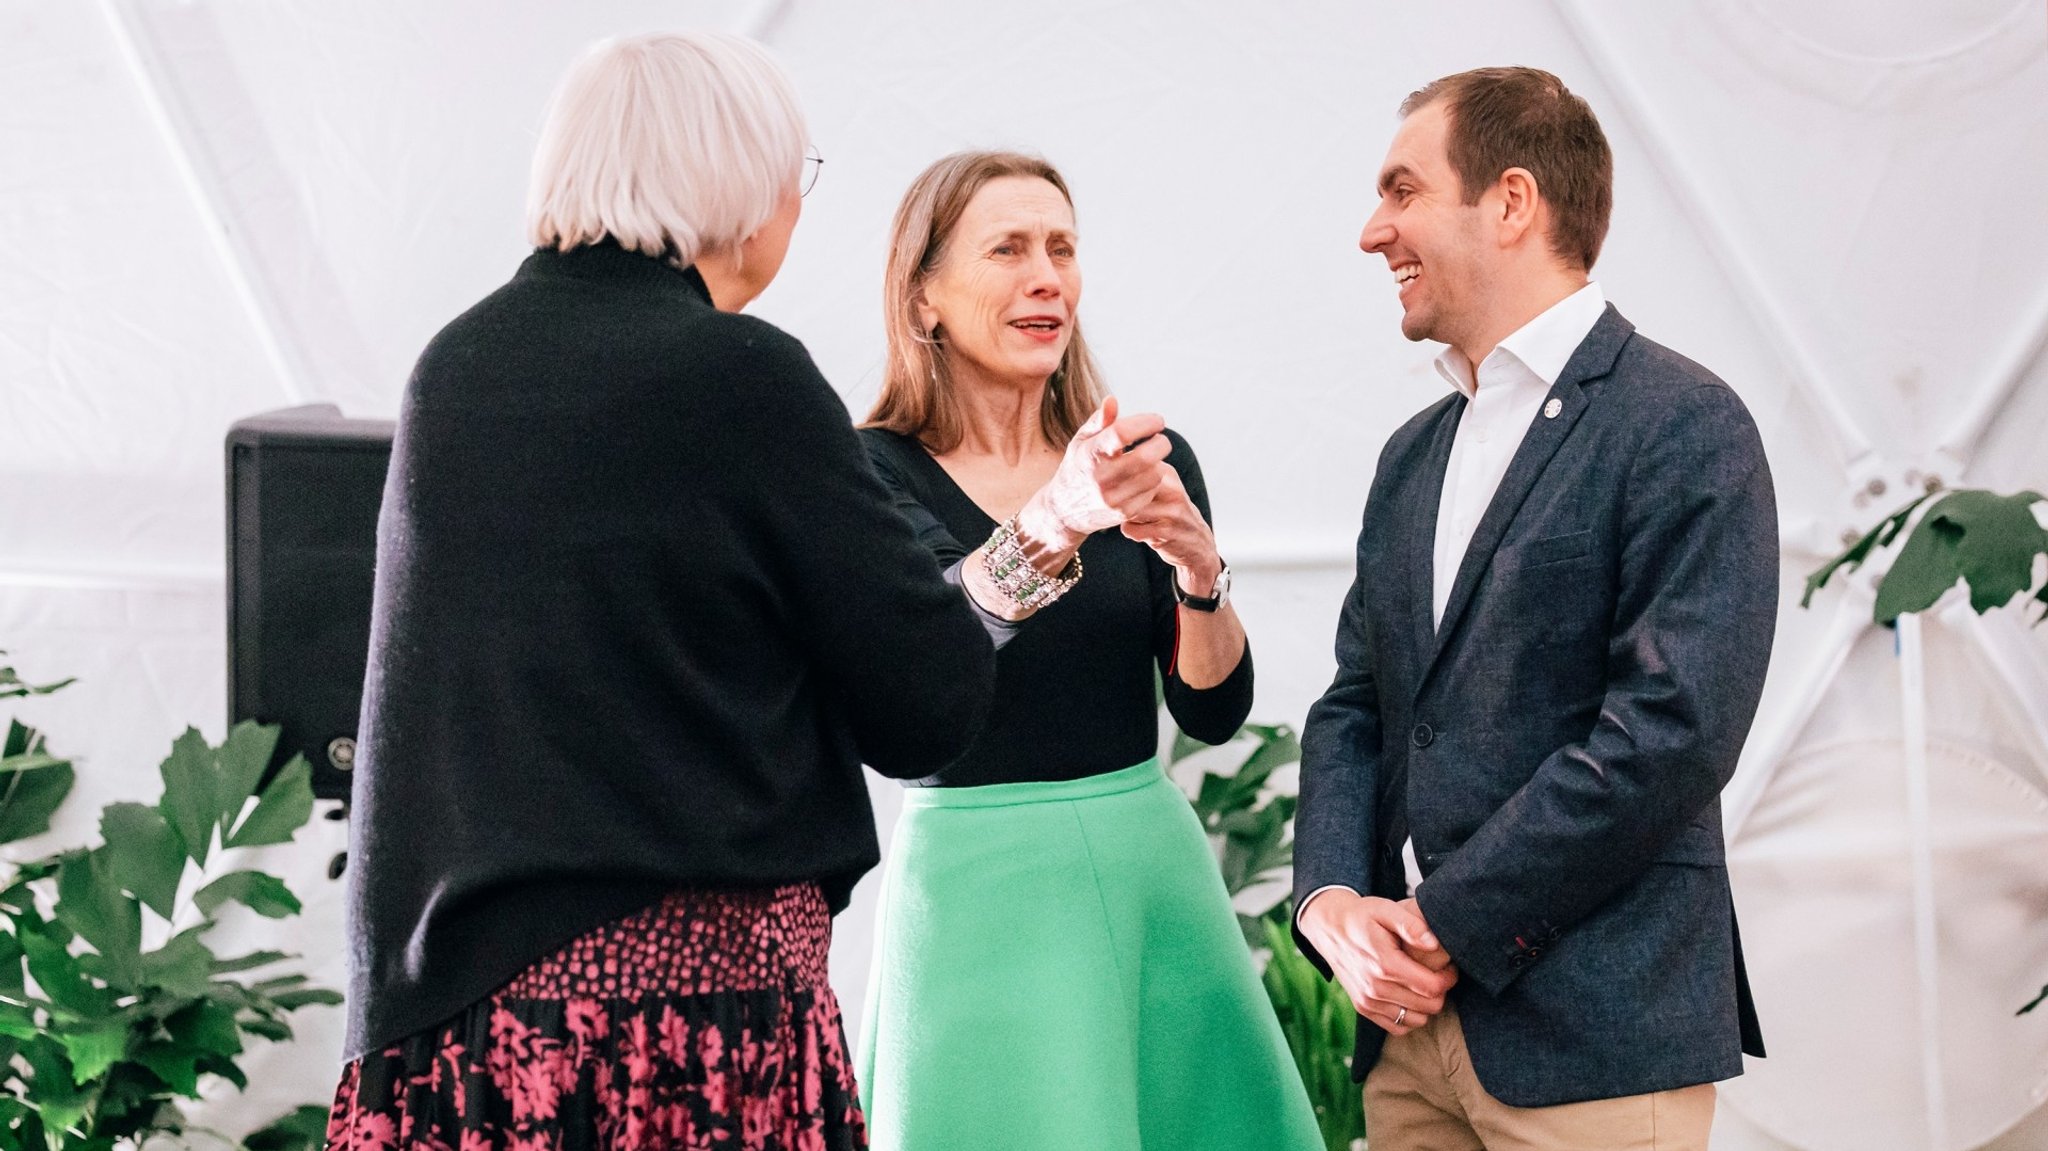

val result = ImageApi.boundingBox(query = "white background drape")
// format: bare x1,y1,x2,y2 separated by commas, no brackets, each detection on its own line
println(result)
4,3,2044,1147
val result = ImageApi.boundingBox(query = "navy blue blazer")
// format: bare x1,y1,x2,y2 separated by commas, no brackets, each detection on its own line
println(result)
1293,305,1776,1108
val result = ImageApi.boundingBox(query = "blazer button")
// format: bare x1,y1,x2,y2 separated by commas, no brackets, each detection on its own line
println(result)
1411,723,1435,749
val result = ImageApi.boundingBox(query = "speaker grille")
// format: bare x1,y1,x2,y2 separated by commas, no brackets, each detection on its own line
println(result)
227,405,393,801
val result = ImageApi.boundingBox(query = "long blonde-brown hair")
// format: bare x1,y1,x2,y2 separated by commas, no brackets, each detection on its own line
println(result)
864,151,1105,453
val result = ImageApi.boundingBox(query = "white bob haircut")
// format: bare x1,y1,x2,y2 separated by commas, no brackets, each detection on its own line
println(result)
526,31,807,268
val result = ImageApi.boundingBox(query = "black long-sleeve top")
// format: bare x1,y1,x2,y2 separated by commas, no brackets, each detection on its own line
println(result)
859,427,1253,787
344,242,1000,1060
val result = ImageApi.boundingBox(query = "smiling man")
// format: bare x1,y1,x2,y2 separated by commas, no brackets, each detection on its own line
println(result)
1290,67,1779,1149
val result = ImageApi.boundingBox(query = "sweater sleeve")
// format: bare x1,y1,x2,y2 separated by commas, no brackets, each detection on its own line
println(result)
858,431,970,565
858,431,1022,649
713,321,1000,778
1153,431,1253,745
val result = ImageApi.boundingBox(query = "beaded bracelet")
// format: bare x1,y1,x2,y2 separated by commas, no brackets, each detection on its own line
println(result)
981,514,1083,612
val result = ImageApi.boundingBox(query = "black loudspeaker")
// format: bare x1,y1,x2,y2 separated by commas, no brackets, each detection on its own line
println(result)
227,404,394,802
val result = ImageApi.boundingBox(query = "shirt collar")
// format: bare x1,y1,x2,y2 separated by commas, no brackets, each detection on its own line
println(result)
1433,281,1607,399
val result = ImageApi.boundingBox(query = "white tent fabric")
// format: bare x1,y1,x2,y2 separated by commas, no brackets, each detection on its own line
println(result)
4,2,2045,1147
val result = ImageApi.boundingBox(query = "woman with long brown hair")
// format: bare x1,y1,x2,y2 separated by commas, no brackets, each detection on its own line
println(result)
853,151,1321,1151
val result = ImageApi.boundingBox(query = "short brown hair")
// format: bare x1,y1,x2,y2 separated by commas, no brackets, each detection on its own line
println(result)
864,151,1105,453
1401,67,1613,270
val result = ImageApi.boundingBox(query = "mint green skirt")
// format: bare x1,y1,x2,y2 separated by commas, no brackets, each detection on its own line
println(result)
857,759,1323,1151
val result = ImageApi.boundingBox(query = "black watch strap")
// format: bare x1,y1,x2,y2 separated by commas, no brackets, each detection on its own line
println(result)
1172,565,1229,612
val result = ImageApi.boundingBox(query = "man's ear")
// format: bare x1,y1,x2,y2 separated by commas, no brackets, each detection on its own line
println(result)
1495,166,1542,251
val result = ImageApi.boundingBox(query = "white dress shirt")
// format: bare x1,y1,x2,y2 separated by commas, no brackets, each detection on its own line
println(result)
1302,282,1607,919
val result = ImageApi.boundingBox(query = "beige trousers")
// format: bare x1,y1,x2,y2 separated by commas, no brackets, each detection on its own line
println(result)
1361,1003,1715,1151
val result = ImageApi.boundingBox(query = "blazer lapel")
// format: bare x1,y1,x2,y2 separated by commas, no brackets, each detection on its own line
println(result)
1421,306,1635,683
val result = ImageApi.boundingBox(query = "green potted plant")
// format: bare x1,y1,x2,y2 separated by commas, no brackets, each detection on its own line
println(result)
1800,488,2047,1015
0,655,340,1151
1171,723,1366,1151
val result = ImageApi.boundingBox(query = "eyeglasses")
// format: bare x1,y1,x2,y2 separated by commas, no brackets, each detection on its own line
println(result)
801,145,824,197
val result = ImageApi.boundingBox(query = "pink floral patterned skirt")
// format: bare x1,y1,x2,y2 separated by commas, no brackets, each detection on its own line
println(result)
326,884,865,1151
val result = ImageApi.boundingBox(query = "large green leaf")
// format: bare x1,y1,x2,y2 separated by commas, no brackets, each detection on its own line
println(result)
213,721,280,818
97,804,185,921
0,724,75,846
224,756,313,850
1917,489,2047,614
0,1000,40,1040
55,1024,128,1086
22,1035,95,1147
191,871,300,920
138,928,217,998
155,723,312,866
53,851,141,987
0,760,75,846
1873,502,1968,621
157,729,220,868
243,1105,331,1151
129,1041,201,1096
163,1002,241,1061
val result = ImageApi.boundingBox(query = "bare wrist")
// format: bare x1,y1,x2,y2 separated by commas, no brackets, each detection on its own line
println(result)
1176,556,1223,599
961,563,1031,622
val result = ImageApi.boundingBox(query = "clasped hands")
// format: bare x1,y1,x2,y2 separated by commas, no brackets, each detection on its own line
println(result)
1297,889,1459,1038
1015,396,1220,592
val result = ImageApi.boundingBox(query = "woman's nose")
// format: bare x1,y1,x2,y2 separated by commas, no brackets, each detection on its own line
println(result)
1023,251,1062,295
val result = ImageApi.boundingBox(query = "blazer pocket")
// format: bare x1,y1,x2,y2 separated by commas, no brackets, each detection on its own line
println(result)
1493,528,1594,573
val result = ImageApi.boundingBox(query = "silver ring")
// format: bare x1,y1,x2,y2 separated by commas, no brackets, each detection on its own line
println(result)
1393,1006,1409,1027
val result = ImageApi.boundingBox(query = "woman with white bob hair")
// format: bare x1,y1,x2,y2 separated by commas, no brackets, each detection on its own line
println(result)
326,31,1023,1151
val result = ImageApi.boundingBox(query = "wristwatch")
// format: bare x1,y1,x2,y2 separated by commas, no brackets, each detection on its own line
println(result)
1172,563,1232,612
